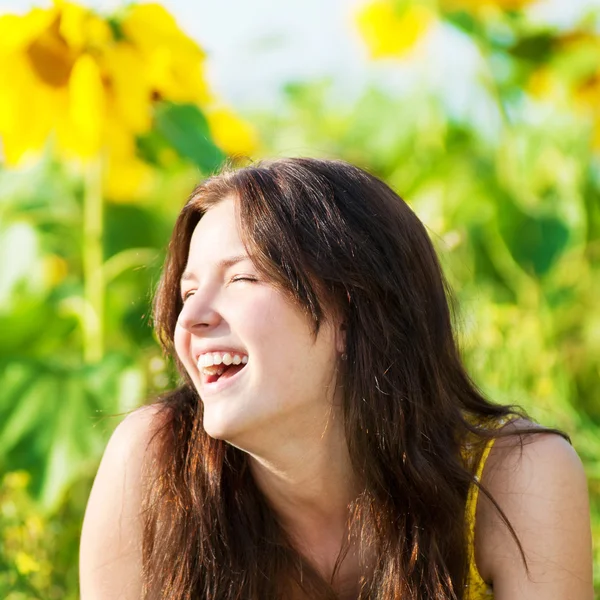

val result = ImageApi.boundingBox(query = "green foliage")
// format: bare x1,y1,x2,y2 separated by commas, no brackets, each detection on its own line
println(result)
138,102,226,173
0,155,180,592
153,102,226,172
0,471,90,599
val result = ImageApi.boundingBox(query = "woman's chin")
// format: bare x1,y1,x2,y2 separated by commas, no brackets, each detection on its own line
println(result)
202,418,236,441
201,410,250,443
201,414,272,455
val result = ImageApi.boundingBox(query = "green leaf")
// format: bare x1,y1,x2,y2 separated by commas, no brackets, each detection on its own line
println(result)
498,198,570,277
507,33,555,63
445,11,478,36
0,355,143,511
104,203,165,258
153,102,226,173
0,367,51,456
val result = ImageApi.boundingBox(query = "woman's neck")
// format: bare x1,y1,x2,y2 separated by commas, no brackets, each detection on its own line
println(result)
252,427,355,523
247,413,360,577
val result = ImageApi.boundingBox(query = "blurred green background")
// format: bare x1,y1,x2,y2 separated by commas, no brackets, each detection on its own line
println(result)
0,0,599,597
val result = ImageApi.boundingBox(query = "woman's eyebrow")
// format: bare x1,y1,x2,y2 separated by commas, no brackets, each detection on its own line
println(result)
180,254,250,283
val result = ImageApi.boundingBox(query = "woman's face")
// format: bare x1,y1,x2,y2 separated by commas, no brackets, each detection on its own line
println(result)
174,196,345,448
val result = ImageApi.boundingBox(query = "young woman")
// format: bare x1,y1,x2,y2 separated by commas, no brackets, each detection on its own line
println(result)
80,158,593,600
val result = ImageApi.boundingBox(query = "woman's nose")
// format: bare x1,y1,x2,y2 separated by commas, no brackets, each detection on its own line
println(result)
177,290,222,332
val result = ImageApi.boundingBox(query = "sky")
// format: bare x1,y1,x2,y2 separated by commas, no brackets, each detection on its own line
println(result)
0,0,598,111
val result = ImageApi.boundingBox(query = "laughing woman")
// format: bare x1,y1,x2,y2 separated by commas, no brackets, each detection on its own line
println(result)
80,158,593,600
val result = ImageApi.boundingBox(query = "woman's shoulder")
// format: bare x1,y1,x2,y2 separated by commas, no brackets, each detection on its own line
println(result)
106,403,169,460
473,419,593,599
82,402,170,520
79,403,169,599
89,403,170,484
481,418,583,488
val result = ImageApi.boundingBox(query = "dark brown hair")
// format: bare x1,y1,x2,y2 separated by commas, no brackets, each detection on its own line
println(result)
145,158,564,599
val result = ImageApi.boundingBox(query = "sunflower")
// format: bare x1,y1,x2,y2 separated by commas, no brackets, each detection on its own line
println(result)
356,1,434,59
0,1,256,200
355,0,538,60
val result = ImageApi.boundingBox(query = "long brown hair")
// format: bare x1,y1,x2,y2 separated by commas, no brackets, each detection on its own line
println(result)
145,158,564,599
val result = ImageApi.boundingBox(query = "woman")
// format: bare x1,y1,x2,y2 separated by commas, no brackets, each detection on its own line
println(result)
80,158,593,599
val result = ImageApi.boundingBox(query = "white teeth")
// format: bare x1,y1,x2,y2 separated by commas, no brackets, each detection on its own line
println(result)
196,351,248,373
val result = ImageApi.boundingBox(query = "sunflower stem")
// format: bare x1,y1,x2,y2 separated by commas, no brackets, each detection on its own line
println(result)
82,159,104,363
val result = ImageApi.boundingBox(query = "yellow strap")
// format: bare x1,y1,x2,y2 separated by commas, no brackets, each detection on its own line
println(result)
464,435,497,598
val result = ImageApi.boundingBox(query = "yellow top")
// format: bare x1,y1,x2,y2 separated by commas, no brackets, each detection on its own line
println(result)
464,432,498,599
464,417,507,600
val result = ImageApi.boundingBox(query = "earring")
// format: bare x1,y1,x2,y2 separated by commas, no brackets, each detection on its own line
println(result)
341,353,347,361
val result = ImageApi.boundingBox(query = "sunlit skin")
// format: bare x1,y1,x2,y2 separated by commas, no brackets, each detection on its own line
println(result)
174,196,362,582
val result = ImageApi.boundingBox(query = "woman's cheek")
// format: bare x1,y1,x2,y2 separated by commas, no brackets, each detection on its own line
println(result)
173,325,191,367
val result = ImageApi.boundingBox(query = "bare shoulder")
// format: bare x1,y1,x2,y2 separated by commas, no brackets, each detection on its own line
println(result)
474,419,593,600
104,403,167,462
87,403,168,489
483,419,585,488
80,403,169,600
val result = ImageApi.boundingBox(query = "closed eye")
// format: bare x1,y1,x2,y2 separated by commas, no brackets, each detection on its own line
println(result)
181,290,195,302
181,276,255,300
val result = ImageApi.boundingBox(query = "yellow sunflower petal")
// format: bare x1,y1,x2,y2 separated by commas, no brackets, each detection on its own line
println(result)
120,3,209,104
206,107,258,157
152,50,210,104
104,117,136,160
102,44,152,134
58,1,111,52
0,53,65,164
0,8,56,55
356,1,434,59
104,154,154,202
57,1,89,51
65,53,105,158
120,3,201,57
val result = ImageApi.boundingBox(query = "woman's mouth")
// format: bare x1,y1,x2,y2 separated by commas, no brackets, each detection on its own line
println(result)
202,363,246,383
196,351,248,393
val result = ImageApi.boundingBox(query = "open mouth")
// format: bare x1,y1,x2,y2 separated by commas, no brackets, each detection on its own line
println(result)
196,351,249,391
204,363,246,384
